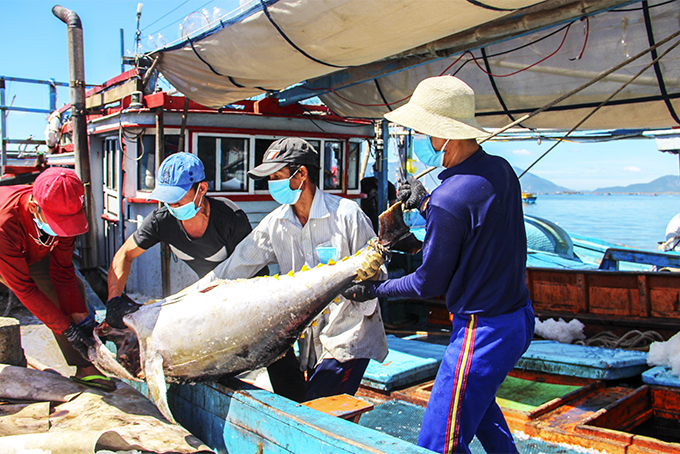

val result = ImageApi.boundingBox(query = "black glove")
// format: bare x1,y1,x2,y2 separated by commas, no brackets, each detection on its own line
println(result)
63,322,95,361
341,281,380,302
397,175,429,211
77,315,97,336
105,295,140,329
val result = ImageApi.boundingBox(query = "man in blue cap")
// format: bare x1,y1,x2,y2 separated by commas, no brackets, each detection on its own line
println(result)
107,151,304,401
105,152,255,325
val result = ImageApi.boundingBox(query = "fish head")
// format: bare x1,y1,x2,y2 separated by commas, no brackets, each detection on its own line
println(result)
91,322,142,381
378,201,423,254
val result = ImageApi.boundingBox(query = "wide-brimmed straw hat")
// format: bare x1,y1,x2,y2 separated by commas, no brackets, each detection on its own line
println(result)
385,76,490,140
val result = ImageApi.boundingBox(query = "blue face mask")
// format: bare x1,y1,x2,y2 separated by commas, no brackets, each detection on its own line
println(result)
33,214,57,237
268,169,304,205
415,138,450,168
165,189,202,220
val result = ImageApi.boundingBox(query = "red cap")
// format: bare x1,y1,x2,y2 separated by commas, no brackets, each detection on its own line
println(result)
32,168,88,237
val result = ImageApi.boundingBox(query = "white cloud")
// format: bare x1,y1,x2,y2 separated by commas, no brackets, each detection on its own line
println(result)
624,166,641,172
512,149,532,156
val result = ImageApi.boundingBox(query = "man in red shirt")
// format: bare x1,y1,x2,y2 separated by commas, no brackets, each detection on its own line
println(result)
0,167,115,391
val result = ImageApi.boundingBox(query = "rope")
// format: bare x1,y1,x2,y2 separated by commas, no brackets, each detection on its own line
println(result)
518,33,680,179
368,237,389,257
481,47,516,123
642,0,680,125
479,27,680,145
575,330,665,349
259,0,345,69
413,28,680,182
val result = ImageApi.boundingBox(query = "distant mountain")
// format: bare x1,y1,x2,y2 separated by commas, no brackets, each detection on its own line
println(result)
593,175,680,193
512,167,572,194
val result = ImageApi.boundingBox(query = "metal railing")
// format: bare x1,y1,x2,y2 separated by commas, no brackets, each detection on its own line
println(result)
0,76,69,175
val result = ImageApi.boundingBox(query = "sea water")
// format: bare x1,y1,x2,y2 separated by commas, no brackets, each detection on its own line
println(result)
522,194,680,251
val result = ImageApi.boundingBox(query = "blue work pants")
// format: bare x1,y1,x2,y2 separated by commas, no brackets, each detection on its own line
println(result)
418,302,534,454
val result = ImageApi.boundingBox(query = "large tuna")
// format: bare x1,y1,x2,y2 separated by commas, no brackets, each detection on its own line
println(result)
90,202,420,423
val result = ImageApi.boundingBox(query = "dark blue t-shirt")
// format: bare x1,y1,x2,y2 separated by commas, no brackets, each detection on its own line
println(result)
373,148,530,316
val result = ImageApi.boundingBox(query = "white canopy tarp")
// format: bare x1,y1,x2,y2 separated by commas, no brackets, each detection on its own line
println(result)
154,0,543,108
319,0,680,130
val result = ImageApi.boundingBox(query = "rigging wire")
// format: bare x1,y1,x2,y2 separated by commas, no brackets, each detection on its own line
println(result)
612,0,677,12
118,108,146,162
413,28,680,181
325,18,582,109
146,0,217,40
468,22,574,78
517,34,680,179
304,115,362,142
461,22,574,65
141,0,191,32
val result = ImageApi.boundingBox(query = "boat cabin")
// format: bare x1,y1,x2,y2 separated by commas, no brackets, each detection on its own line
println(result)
49,70,374,298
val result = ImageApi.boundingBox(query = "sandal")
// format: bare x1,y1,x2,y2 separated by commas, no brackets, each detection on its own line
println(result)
71,374,117,392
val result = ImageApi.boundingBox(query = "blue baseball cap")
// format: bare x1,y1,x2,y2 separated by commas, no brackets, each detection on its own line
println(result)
147,153,206,203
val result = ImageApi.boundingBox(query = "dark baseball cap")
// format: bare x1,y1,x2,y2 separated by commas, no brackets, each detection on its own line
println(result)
248,138,319,180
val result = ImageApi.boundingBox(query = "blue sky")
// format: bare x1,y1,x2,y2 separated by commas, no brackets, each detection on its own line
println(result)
2,0,679,192
489,138,679,191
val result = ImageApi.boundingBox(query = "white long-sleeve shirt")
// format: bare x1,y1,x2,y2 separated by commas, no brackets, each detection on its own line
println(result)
209,188,388,370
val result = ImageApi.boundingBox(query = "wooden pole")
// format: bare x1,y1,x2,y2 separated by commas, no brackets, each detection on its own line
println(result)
155,108,172,297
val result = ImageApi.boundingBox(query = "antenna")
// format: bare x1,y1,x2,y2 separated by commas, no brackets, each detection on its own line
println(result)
135,3,143,60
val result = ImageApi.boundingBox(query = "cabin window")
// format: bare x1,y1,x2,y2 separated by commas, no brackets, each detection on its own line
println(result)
253,138,277,191
104,138,118,191
220,138,248,191
254,138,322,191
323,141,343,191
138,135,155,191
197,135,249,192
347,141,360,190
102,137,120,220
137,135,182,191
252,138,359,192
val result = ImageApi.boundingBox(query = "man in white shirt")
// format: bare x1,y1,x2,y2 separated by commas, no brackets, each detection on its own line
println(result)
209,137,388,401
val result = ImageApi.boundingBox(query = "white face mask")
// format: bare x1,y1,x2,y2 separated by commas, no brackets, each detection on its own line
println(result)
416,138,450,167
164,189,203,220
33,215,57,236
268,168,304,205
33,205,57,236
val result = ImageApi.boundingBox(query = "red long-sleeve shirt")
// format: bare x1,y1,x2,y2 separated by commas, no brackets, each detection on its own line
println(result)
0,185,86,333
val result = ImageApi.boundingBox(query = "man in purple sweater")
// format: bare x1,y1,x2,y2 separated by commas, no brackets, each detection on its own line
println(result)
343,76,534,454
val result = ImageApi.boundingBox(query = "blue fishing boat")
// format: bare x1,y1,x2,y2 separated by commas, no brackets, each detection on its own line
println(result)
522,192,537,204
